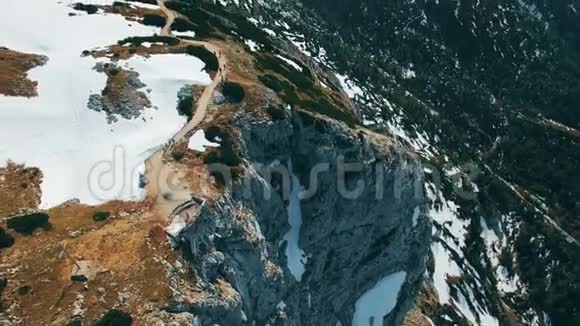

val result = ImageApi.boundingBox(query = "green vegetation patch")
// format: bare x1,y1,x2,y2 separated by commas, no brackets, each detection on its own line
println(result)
258,73,357,127
165,0,273,47
176,84,194,120
6,213,50,235
141,14,166,28
96,309,133,326
125,0,157,4
184,45,219,72
222,81,245,103
117,35,180,46
112,1,130,8
92,211,111,222
204,126,241,167
17,285,30,296
171,18,197,33
255,54,319,97
165,1,223,39
73,3,99,15
0,227,15,249
266,105,287,121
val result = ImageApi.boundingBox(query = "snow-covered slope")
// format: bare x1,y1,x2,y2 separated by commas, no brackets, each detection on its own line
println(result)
0,0,211,207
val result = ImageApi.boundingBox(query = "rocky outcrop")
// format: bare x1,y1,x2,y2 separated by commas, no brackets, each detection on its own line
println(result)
87,62,151,123
172,102,430,325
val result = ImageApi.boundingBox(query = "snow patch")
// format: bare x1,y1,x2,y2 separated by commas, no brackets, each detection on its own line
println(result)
335,73,364,99
275,54,303,71
283,161,307,281
352,271,407,326
244,39,260,52
187,130,220,152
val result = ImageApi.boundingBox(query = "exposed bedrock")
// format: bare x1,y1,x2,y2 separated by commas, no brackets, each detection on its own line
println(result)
173,104,431,325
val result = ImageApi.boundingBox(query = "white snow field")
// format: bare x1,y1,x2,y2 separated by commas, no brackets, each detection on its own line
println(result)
352,271,407,326
283,162,307,281
187,130,220,151
0,0,211,208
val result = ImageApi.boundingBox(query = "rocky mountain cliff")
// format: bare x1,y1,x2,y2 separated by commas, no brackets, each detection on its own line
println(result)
205,0,580,324
171,102,430,325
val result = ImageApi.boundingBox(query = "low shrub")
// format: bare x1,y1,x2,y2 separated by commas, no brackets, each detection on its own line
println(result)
172,151,185,161
204,126,242,167
0,277,6,292
17,286,30,296
176,85,194,120
66,319,82,326
96,309,133,326
142,14,166,27
117,35,180,46
299,99,358,128
258,74,295,94
171,18,197,32
73,3,99,14
222,81,245,103
112,1,130,8
165,1,221,39
184,45,219,72
0,228,15,249
6,213,50,235
92,211,110,222
258,74,358,127
255,54,318,96
176,95,193,120
266,105,286,121
126,0,156,4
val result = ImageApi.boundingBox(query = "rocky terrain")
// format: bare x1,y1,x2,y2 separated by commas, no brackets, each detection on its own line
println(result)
167,104,430,325
0,0,433,324
88,62,152,123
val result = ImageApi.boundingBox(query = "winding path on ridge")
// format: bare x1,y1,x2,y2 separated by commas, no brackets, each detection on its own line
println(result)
145,0,228,220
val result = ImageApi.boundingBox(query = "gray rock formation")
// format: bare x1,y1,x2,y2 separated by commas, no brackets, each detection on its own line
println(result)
172,101,430,325
87,62,151,123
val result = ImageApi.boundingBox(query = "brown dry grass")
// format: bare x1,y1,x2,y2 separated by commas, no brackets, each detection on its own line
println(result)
0,162,42,218
89,43,175,61
101,66,151,110
0,48,46,97
0,197,183,324
403,308,435,326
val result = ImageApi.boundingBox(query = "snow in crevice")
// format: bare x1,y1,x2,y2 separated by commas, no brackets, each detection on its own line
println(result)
352,271,407,326
412,206,421,227
275,54,303,71
431,241,463,304
283,161,307,281
335,73,364,99
427,179,504,325
244,39,260,52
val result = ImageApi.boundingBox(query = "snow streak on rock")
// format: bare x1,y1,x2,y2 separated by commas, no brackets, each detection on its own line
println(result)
352,271,407,326
283,161,307,282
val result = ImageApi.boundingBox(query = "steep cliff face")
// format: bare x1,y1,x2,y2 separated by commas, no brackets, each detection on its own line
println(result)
176,103,430,325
